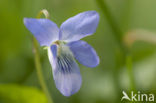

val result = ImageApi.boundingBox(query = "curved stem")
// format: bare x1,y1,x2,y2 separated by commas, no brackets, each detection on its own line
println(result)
37,9,50,19
32,9,53,103
33,38,53,103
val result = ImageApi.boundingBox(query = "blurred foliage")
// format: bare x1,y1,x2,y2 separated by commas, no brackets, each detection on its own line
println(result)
0,0,156,103
0,84,48,103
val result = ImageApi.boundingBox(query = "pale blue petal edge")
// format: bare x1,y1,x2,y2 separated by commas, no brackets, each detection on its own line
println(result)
24,18,59,46
59,11,99,42
67,40,99,68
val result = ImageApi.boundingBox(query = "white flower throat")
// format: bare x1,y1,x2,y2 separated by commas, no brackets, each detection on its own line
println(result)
53,40,75,74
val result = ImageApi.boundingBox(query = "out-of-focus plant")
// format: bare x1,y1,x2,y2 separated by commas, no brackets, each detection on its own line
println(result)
95,0,135,93
96,0,156,96
0,84,48,103
124,29,156,47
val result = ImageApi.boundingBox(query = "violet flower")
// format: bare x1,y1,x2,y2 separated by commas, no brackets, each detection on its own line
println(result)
24,11,99,96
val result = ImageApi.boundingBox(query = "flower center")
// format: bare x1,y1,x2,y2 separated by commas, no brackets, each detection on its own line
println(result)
52,41,75,74
53,40,66,46
52,40,73,58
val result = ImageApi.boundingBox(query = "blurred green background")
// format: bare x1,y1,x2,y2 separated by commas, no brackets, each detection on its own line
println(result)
0,0,156,103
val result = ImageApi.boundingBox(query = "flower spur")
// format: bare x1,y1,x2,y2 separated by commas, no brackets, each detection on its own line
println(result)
24,11,100,96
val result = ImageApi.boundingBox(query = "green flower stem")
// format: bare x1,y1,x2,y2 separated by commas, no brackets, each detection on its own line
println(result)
126,53,135,91
95,0,123,43
95,0,136,94
32,9,53,103
126,53,136,103
33,38,53,103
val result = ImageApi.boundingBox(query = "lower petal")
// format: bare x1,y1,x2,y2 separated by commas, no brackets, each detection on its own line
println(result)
48,45,82,96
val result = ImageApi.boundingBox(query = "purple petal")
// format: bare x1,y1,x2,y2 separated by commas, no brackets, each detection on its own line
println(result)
24,18,59,46
67,40,99,68
48,45,82,96
60,11,99,42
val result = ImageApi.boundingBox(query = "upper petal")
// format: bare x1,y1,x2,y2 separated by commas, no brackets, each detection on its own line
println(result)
67,40,99,68
48,44,82,96
60,11,99,42
24,18,59,46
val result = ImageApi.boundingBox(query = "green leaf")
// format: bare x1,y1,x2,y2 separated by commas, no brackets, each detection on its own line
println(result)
0,84,48,103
